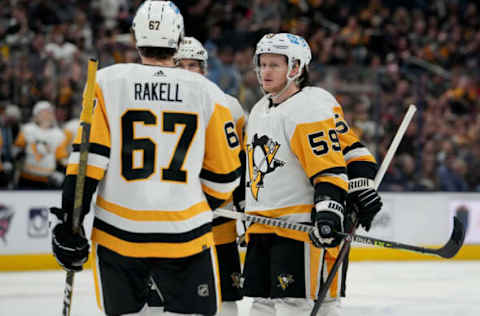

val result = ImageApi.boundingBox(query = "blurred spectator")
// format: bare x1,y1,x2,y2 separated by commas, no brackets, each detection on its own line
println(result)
0,104,21,168
44,25,78,62
238,69,262,113
97,0,128,29
208,42,242,96
5,6,34,49
417,155,437,191
0,132,8,187
465,140,480,192
437,154,469,192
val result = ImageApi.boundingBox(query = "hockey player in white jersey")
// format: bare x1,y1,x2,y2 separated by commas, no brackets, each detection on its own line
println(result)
242,33,382,316
174,36,246,316
13,101,68,189
49,1,241,315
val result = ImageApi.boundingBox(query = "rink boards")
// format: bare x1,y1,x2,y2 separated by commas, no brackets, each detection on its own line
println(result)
1,191,480,271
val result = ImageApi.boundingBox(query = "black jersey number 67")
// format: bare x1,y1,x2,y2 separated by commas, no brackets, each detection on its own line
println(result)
121,110,197,183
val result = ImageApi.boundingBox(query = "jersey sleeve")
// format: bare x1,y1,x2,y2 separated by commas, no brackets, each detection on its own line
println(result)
200,102,241,204
66,83,111,181
64,127,74,147
289,116,348,199
62,82,110,220
14,129,26,148
55,132,69,161
333,106,378,179
236,114,246,147
230,96,247,147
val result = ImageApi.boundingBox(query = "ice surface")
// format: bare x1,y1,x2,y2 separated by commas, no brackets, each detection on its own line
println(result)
1,261,478,316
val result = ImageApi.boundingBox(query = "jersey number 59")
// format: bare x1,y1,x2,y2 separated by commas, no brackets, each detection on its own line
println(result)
307,129,341,156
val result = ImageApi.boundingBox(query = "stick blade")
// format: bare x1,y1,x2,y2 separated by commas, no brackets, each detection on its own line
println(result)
436,216,466,259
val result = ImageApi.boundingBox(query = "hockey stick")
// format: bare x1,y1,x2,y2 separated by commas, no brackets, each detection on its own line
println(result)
62,59,98,316
309,104,417,315
214,209,464,259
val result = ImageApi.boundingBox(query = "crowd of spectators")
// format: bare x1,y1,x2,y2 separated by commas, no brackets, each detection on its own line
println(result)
1,0,479,192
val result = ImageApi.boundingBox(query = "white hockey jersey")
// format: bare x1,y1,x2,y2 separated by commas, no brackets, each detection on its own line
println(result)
245,87,350,243
14,122,68,181
66,63,241,258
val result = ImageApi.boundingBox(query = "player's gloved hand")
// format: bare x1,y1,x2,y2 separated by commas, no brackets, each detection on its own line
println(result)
347,178,382,232
2,161,13,175
233,196,247,247
50,207,89,272
236,214,247,248
309,200,345,248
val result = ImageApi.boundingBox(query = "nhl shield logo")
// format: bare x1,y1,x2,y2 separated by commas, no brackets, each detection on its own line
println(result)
197,284,209,297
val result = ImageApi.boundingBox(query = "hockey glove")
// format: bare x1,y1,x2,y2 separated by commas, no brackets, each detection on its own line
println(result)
347,178,383,232
50,207,89,272
309,200,345,248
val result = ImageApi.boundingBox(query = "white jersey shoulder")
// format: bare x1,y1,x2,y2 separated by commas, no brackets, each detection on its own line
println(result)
224,93,246,124
96,63,228,114
63,119,80,134
280,87,339,124
22,122,65,144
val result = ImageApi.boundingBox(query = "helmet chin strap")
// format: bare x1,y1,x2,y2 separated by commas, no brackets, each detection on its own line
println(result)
268,79,293,103
268,74,299,104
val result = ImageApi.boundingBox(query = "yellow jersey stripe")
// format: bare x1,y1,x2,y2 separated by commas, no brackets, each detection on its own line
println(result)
92,228,215,258
212,221,236,245
96,196,211,222
347,155,377,164
314,175,348,191
247,204,312,218
202,183,234,201
66,164,105,180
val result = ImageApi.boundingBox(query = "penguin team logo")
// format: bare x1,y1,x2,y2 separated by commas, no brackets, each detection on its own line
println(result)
31,140,52,161
231,272,243,289
277,274,294,291
246,134,286,200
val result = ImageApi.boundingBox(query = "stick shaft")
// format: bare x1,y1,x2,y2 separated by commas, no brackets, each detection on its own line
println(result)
62,59,98,316
374,105,417,189
72,60,98,234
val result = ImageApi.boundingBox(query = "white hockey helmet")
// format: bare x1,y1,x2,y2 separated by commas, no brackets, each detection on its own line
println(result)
254,33,312,84
174,36,208,71
175,37,208,62
33,100,54,117
132,0,184,49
